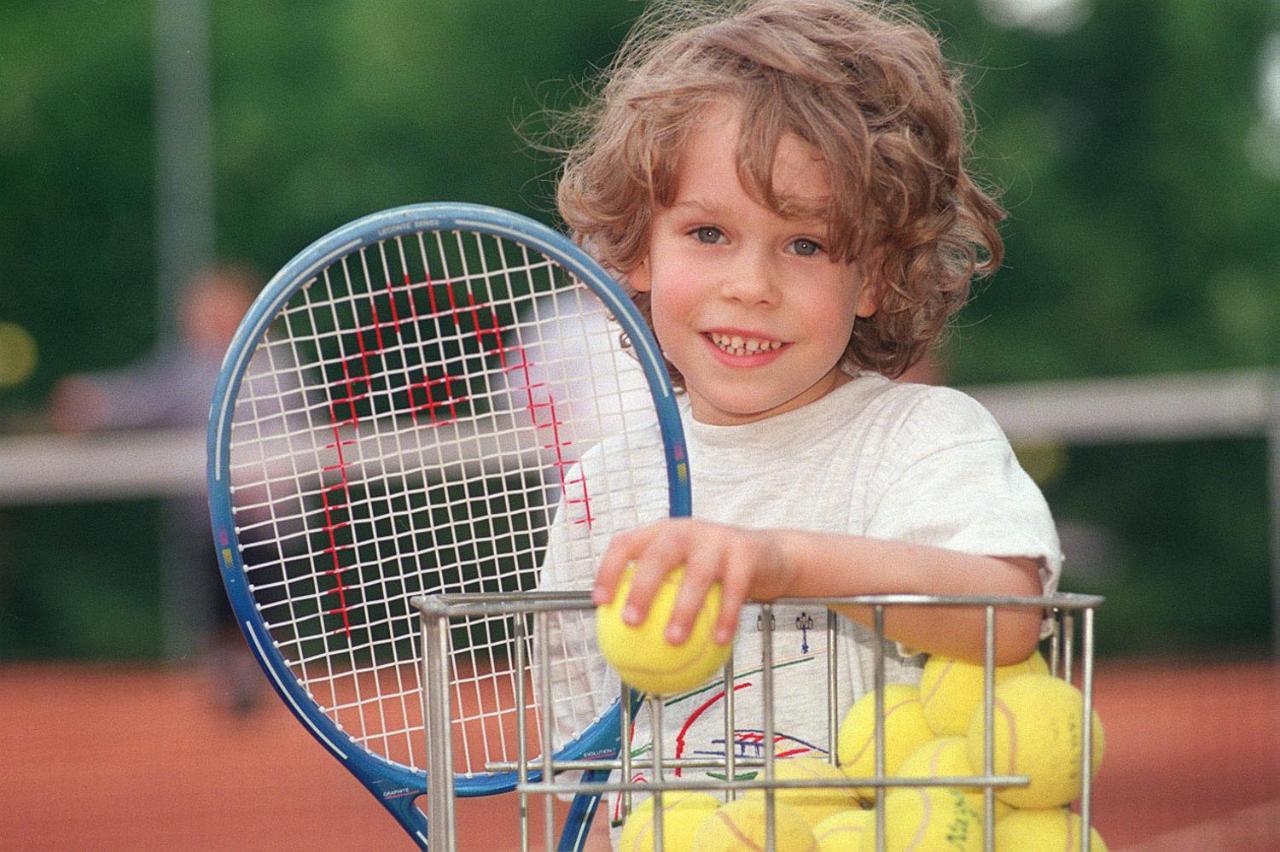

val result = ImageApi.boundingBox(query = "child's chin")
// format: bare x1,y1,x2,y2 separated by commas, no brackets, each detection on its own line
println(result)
687,390,796,425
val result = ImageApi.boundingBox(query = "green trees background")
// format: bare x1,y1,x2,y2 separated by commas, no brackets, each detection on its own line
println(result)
1,0,1277,658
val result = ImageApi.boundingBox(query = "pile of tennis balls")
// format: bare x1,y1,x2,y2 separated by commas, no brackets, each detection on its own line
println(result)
830,650,1109,851
611,651,1109,851
598,574,1108,849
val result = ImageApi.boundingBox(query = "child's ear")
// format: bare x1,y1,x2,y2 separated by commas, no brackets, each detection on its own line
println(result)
627,257,652,293
853,254,882,318
855,285,878,318
855,278,879,318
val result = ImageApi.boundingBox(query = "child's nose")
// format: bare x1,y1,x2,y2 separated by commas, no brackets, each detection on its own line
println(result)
718,248,781,304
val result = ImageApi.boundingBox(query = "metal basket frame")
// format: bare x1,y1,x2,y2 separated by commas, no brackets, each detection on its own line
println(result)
414,591,1103,851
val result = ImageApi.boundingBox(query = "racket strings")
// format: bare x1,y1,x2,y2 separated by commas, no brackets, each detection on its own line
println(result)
228,228,667,774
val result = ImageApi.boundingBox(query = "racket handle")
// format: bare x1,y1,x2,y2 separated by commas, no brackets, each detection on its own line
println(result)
558,689,644,850
387,794,430,849
558,771,610,851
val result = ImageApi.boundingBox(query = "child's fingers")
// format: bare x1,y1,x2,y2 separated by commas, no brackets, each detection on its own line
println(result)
621,526,688,626
663,553,719,644
593,526,651,604
714,576,749,645
713,541,754,644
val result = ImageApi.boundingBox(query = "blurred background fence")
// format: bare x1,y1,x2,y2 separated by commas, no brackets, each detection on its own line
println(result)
2,368,1276,660
1,0,1278,848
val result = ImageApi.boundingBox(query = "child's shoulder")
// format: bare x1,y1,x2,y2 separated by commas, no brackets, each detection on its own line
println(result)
854,373,1006,448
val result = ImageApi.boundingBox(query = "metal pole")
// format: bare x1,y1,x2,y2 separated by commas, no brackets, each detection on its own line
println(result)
153,0,214,663
153,0,214,334
538,611,555,852
827,610,838,765
761,604,776,852
1268,372,1280,657
723,650,737,801
982,606,996,852
873,605,885,852
1081,606,1096,852
424,604,456,850
651,697,665,851
515,613,530,852
621,681,634,816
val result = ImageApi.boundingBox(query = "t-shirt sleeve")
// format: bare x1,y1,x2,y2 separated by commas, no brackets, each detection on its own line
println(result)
862,387,1063,603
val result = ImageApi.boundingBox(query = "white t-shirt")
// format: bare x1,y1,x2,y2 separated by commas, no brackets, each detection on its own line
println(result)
537,372,1062,833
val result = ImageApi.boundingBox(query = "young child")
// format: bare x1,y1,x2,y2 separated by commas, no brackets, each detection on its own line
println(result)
541,0,1061,840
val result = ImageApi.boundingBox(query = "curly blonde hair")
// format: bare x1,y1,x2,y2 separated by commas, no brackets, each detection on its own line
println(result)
556,0,1005,379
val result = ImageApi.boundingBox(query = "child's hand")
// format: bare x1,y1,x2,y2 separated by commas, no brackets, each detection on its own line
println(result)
592,518,796,646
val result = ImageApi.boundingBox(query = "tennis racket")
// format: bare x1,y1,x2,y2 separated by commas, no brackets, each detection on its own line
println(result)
207,203,690,848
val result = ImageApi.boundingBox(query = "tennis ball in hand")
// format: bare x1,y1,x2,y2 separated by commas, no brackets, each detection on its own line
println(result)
746,757,861,829
897,736,1011,820
619,791,720,852
692,798,817,852
920,651,1049,736
812,808,873,851
596,565,732,695
995,808,1109,852
858,787,984,852
965,673,1105,809
836,684,934,802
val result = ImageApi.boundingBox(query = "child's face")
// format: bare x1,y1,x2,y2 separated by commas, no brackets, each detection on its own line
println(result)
629,101,878,426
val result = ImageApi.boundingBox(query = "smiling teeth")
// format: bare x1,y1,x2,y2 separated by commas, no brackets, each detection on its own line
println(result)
709,333,782,356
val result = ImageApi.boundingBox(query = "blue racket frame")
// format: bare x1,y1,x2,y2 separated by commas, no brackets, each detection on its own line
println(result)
207,203,690,848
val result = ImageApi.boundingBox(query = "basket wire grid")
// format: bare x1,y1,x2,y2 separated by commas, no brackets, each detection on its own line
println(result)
414,591,1103,851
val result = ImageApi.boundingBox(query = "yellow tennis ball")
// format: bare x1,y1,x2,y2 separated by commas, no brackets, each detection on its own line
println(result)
995,808,1109,852
812,808,872,851
596,565,732,695
619,791,721,852
858,787,984,852
837,685,934,802
919,651,1049,736
965,674,1105,809
0,322,38,388
897,736,1011,820
746,757,861,829
692,798,816,852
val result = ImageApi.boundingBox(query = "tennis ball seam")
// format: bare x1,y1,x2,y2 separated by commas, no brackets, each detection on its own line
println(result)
924,742,946,775
815,822,868,843
714,809,765,851
845,696,921,766
996,696,1018,774
632,814,657,851
909,789,933,850
919,659,954,712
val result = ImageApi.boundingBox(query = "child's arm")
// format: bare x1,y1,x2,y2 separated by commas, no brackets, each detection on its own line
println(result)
592,518,1045,666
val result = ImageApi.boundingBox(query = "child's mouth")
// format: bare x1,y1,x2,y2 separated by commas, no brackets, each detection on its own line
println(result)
707,332,783,357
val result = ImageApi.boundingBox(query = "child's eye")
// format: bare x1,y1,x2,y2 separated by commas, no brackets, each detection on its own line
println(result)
693,226,725,245
790,237,824,257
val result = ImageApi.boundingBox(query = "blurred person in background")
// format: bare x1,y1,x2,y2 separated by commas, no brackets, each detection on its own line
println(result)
48,264,262,714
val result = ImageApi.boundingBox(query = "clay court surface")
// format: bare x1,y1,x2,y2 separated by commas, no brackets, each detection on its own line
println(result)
3,658,1277,850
